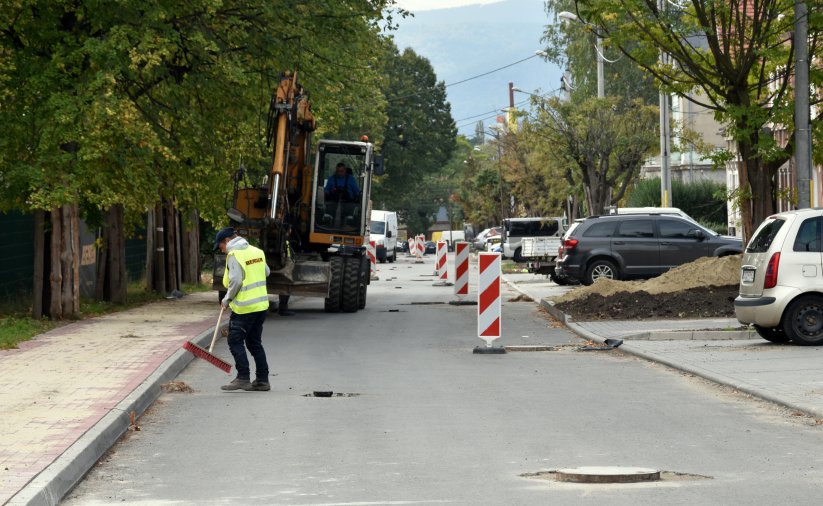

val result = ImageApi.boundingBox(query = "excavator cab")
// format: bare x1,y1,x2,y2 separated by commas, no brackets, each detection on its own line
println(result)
310,140,374,246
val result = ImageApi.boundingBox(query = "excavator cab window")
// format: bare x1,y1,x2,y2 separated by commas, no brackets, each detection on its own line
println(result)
314,143,368,236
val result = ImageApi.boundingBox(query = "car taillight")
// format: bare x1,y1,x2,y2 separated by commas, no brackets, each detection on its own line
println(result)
764,252,780,289
563,238,578,252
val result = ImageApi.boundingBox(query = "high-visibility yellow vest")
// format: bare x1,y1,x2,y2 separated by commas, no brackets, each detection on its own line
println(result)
223,245,269,314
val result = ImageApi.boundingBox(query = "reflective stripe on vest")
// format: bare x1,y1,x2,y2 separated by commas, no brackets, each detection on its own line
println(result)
223,245,269,314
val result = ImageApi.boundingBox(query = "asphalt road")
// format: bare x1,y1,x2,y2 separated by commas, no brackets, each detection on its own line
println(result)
64,256,823,505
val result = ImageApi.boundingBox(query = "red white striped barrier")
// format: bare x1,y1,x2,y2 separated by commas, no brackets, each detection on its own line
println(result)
433,241,452,286
367,240,377,273
414,234,425,261
454,242,469,297
436,241,447,279
477,253,502,347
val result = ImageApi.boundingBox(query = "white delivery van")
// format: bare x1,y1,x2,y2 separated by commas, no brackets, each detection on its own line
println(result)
369,210,398,263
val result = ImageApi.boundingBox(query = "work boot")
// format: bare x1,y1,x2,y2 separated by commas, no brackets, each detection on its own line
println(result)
220,378,252,391
251,380,271,391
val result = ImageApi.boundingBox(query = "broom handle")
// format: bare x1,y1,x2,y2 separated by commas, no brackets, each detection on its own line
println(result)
208,306,225,353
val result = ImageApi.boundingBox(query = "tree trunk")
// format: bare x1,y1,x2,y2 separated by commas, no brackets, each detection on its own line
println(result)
181,209,200,285
32,210,45,319
58,204,80,318
49,207,63,319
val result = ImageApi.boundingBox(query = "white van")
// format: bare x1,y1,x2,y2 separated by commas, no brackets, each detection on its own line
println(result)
369,210,398,263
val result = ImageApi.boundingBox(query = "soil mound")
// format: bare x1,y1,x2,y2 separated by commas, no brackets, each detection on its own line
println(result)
550,255,742,320
554,285,738,320
553,255,741,304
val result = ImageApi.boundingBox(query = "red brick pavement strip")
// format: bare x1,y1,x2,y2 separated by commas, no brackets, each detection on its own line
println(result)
0,292,224,506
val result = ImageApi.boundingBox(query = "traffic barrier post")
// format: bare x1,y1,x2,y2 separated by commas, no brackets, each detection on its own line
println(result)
475,252,505,354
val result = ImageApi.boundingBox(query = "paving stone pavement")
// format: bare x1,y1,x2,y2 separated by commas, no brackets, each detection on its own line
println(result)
0,292,221,505
505,275,823,421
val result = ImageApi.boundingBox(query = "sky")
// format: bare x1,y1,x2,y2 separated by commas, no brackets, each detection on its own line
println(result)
389,0,562,137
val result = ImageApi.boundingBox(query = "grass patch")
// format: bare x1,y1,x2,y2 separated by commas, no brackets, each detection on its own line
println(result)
0,316,55,350
0,279,213,350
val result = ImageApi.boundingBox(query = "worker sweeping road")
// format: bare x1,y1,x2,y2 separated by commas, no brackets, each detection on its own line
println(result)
215,227,271,392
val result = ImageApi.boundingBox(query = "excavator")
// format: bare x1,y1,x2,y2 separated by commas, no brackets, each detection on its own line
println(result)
214,71,382,312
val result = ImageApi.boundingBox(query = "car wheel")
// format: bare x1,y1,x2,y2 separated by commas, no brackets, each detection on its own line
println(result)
583,259,617,286
782,295,823,345
388,249,396,263
513,247,524,263
753,325,790,344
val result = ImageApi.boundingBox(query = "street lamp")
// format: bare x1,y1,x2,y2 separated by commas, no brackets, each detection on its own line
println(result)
557,11,604,99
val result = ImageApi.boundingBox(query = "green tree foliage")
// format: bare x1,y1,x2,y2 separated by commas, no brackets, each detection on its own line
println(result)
372,44,456,234
458,142,505,227
540,0,658,105
527,96,659,216
0,0,400,223
627,177,728,231
574,0,823,239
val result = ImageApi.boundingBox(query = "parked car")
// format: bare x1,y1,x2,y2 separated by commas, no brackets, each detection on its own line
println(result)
473,227,502,250
424,241,437,254
735,208,823,345
397,240,409,253
555,214,742,286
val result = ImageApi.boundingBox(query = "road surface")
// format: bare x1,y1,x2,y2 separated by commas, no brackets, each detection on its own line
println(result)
64,256,823,505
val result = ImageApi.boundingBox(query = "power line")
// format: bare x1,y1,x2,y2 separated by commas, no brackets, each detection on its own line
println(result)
453,98,531,123
388,53,541,103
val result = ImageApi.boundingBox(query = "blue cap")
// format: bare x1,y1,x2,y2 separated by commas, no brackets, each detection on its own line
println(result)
214,227,236,251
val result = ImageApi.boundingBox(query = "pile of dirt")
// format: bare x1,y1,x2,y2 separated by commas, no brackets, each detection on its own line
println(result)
552,255,742,320
555,285,738,320
553,255,741,303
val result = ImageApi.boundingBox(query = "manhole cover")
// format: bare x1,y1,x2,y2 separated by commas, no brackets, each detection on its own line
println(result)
556,467,660,483
522,469,710,484
303,392,361,398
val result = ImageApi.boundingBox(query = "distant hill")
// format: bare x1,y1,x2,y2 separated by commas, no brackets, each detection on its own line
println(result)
390,0,562,137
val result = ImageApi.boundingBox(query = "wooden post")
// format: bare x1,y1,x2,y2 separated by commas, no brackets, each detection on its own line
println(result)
71,203,80,316
49,207,63,319
153,203,166,295
164,200,179,293
181,209,200,285
146,208,154,292
32,210,45,319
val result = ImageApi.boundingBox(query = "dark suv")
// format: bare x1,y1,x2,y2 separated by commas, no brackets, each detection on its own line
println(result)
555,214,743,285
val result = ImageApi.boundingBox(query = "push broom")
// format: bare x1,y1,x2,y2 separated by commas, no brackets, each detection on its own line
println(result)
183,306,232,373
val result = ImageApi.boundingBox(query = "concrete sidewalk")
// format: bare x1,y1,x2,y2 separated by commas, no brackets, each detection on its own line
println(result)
1,292,226,506
504,274,823,421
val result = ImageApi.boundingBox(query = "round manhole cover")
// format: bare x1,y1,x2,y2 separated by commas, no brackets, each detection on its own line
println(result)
555,467,660,484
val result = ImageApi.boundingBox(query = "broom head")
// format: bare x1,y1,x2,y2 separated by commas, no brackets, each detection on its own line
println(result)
183,340,232,373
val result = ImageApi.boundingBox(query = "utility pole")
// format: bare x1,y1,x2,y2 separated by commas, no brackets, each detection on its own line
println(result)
795,0,812,209
595,36,605,98
658,0,672,207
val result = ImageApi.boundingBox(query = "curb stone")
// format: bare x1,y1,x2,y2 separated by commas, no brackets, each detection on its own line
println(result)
7,322,228,506
536,298,823,421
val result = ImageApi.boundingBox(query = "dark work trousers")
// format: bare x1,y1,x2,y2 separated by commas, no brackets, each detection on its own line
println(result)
227,310,269,382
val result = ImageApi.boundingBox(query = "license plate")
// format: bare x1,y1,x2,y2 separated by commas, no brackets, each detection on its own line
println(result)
742,268,755,283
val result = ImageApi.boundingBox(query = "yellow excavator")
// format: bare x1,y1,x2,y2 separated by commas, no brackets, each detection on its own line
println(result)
214,71,382,312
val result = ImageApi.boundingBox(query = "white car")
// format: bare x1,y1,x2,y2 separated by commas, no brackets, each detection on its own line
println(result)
369,210,398,263
735,208,823,345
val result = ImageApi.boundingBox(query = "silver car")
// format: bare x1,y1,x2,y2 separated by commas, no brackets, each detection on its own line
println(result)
735,208,823,345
